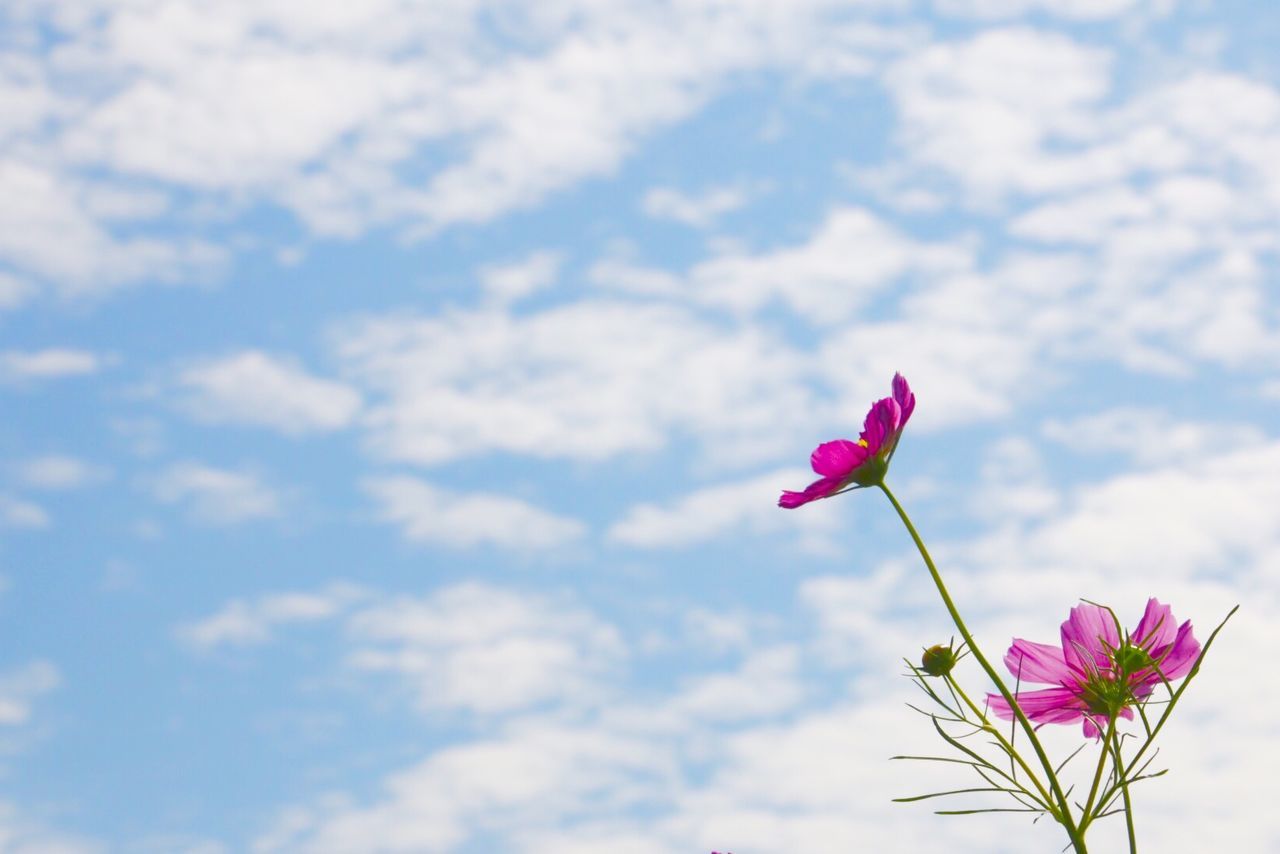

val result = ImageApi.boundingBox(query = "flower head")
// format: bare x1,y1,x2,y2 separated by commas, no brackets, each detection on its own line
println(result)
778,373,915,508
921,643,959,677
987,599,1200,738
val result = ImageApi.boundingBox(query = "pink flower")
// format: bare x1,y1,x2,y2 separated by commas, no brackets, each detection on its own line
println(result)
778,373,916,508
987,599,1201,738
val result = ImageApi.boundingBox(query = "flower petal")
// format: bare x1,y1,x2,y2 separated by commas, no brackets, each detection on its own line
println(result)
1060,603,1120,675
987,686,1084,725
859,397,901,455
1132,598,1176,651
893,372,915,425
1081,706,1134,739
809,439,869,478
778,475,843,508
1004,639,1073,686
1150,619,1200,680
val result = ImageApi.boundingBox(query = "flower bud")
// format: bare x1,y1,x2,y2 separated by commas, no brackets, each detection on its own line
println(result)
921,644,957,677
1112,642,1152,676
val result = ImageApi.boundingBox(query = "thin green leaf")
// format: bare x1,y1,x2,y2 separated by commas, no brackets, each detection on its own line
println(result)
1054,742,1087,775
934,808,1041,815
894,786,1019,803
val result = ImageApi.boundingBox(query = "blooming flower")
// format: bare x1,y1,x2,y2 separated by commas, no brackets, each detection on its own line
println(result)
987,599,1201,738
778,373,915,508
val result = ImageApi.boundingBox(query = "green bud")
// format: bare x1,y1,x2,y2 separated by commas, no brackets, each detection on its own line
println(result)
921,644,957,677
1113,642,1152,676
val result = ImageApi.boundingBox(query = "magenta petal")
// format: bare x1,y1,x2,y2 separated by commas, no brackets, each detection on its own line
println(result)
1151,619,1200,680
988,686,1083,724
987,693,1012,718
893,372,915,425
1082,706,1134,739
1007,686,1083,717
1133,598,1176,650
778,490,811,509
778,475,843,508
859,398,901,454
1060,603,1120,674
1004,639,1073,686
810,439,868,478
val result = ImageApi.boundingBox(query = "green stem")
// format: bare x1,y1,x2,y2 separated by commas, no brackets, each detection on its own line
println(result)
878,482,1086,853
944,674,1057,813
1093,605,1238,812
1079,715,1116,830
1111,734,1137,853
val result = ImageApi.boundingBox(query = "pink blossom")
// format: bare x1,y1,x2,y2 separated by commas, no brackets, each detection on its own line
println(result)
778,373,915,508
987,599,1201,738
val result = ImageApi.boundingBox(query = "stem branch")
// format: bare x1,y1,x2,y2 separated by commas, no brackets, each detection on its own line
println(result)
879,483,1086,853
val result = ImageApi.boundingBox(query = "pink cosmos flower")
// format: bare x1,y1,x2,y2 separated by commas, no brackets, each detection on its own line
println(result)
778,373,916,508
987,599,1200,738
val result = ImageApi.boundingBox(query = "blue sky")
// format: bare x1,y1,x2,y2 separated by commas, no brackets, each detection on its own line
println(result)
2,1,1279,851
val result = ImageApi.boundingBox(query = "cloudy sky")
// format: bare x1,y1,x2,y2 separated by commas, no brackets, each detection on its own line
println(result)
2,0,1279,851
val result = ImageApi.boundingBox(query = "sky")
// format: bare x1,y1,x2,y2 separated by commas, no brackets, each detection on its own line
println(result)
2,0,1279,851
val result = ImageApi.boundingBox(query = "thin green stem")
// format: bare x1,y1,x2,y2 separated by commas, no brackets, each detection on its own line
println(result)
1079,716,1116,831
879,482,1086,853
1093,605,1238,811
944,674,1056,813
1112,734,1137,853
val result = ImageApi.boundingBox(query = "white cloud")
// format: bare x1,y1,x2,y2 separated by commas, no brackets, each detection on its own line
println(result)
817,312,1037,432
594,207,971,324
668,646,804,722
62,52,418,193
0,0,912,297
0,495,50,530
0,661,60,726
254,719,670,853
971,435,1061,521
586,257,682,298
607,468,840,551
799,561,933,676
1014,441,1280,582
183,580,624,717
177,584,367,650
363,475,584,551
13,455,109,490
247,593,1089,854
641,185,750,228
345,582,624,715
177,351,362,435
128,836,228,854
0,349,102,383
681,608,776,656
880,30,1280,334
908,437,1280,629
337,299,815,468
150,461,281,524
933,0,1145,20
885,28,1116,202
0,800,100,854
0,272,32,311
1042,406,1267,467
0,160,225,294
480,251,562,306
683,207,969,324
